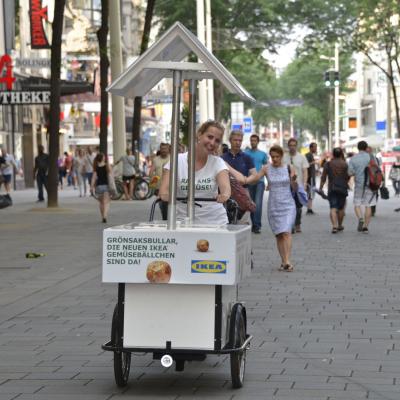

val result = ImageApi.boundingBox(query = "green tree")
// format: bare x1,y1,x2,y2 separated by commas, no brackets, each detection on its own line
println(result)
47,0,66,207
352,0,400,137
97,0,109,155
275,49,353,143
154,0,298,119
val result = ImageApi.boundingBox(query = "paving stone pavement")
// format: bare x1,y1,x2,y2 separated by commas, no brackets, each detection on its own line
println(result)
1,187,400,400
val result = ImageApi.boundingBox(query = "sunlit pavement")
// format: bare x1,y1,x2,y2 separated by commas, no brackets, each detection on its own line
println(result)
1,187,400,400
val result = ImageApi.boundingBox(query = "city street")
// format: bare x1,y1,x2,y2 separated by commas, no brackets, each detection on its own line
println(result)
1,188,400,400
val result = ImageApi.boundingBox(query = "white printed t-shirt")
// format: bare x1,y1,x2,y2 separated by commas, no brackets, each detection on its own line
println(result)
164,152,228,225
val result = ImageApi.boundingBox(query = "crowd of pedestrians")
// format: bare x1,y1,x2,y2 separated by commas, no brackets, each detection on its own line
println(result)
2,128,399,271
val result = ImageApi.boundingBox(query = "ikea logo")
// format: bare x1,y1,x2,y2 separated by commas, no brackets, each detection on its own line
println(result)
191,260,227,274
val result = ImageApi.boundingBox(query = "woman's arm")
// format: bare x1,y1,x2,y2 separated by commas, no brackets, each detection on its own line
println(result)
91,171,97,191
158,169,170,201
224,163,249,185
216,169,231,203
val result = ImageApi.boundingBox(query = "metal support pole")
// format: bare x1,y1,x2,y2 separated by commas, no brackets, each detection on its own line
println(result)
187,79,197,223
109,0,126,164
167,70,182,230
279,119,283,147
205,0,214,120
11,104,16,191
334,43,340,147
387,58,392,140
356,53,363,139
196,0,208,122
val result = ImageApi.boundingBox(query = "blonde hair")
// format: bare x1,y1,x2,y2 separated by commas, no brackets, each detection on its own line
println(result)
197,120,225,136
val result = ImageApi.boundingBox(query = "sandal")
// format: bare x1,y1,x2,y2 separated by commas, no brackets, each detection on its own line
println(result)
284,264,294,272
278,264,286,271
337,225,344,232
331,227,338,234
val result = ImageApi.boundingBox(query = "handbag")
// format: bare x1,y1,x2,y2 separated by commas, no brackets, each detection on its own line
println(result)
380,185,389,200
0,194,12,209
229,175,256,212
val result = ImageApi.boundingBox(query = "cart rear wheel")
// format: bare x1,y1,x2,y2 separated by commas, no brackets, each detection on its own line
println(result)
111,304,131,387
230,304,247,389
133,179,150,200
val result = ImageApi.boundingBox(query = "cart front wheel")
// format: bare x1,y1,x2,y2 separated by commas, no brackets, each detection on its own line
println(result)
111,304,131,387
230,304,247,389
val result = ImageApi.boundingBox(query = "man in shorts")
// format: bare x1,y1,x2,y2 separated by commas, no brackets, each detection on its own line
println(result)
348,140,375,233
319,147,349,233
115,148,136,200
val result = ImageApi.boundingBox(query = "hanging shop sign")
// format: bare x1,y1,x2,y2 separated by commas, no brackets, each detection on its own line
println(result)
15,58,51,69
0,55,16,90
0,91,51,105
30,0,51,49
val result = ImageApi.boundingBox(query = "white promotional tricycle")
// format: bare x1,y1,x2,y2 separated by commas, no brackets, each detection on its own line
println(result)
101,22,255,389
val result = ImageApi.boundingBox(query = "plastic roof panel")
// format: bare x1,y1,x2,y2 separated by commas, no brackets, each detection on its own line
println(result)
107,22,255,102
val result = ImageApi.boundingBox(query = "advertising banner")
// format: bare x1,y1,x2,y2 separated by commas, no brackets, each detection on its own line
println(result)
102,224,252,285
30,0,51,49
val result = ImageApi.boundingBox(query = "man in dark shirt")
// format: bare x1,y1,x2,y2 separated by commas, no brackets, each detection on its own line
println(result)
319,147,349,233
33,145,49,202
305,142,318,215
221,130,257,225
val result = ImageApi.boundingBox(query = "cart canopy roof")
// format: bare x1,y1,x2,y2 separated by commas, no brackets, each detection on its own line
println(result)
107,22,255,102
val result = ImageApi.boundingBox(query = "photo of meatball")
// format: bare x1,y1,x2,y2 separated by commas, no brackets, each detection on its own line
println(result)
197,239,209,252
146,261,172,283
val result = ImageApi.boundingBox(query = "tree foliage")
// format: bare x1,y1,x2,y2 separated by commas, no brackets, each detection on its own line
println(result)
352,0,400,137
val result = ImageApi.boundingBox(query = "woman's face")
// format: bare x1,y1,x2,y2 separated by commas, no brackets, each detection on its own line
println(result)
270,151,282,166
197,126,223,154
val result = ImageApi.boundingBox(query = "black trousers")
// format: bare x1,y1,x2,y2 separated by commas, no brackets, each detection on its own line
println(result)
294,193,303,226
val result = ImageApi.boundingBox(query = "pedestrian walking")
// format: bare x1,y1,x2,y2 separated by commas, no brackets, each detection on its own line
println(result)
245,134,268,233
91,152,112,223
283,138,309,233
114,148,136,200
63,152,73,187
305,142,318,215
389,157,400,197
319,147,349,233
348,140,376,233
221,130,257,224
260,145,296,271
84,147,95,189
33,145,49,202
366,146,380,217
0,148,17,194
149,143,170,220
73,149,87,197
159,120,231,224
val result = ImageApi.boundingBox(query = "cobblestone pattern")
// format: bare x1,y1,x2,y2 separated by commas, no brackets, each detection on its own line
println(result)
0,188,400,400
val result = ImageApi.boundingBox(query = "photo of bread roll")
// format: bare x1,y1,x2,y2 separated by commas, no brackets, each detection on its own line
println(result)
146,261,172,283
197,239,209,252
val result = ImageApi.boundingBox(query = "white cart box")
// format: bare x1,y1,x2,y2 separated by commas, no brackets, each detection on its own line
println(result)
102,223,251,285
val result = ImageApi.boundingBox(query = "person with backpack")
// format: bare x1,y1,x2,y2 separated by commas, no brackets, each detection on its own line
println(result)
348,140,382,233
319,147,349,233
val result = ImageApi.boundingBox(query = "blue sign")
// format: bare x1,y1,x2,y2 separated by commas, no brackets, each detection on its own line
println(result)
232,123,243,131
243,117,253,134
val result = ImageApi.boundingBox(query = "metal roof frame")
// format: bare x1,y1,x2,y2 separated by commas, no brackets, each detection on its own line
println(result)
107,22,255,102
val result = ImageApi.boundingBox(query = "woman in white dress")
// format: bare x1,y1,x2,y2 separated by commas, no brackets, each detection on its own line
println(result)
159,121,231,225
